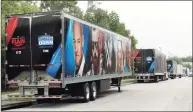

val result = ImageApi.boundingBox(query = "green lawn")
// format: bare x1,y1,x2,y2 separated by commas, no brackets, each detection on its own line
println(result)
1,88,19,95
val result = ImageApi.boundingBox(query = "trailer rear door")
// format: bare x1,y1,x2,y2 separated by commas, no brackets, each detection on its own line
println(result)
6,16,32,80
31,13,62,79
134,49,154,73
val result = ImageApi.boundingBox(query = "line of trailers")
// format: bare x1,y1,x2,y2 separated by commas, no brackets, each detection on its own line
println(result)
134,49,189,83
3,11,189,103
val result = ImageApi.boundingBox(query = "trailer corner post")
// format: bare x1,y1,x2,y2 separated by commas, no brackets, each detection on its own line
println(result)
132,50,135,76
61,11,65,88
19,86,24,96
44,86,49,96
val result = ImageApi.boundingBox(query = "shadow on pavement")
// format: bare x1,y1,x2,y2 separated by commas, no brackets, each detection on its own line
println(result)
28,89,129,108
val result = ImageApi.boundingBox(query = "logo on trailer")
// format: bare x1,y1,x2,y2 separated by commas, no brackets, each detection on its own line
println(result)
146,56,152,61
11,36,25,47
38,34,53,48
135,57,142,61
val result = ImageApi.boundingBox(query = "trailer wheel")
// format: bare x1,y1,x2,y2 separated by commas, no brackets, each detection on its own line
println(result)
161,75,165,81
154,76,159,82
82,83,90,102
137,80,143,83
90,82,97,101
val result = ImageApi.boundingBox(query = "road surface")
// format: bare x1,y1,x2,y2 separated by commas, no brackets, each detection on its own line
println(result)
8,77,192,111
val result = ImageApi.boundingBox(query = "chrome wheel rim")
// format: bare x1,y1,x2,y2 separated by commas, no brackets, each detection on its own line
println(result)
86,86,90,99
93,85,96,98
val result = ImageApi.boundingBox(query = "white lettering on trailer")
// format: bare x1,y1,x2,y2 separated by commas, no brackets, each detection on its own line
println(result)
39,41,53,46
16,51,21,54
43,49,49,53
38,36,54,46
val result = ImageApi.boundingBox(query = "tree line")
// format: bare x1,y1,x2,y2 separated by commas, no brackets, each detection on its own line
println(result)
1,1,138,54
167,56,192,69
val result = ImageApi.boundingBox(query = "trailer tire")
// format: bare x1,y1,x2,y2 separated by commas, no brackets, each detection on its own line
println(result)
161,76,164,81
82,83,90,103
137,80,143,83
90,82,97,101
154,76,159,82
161,75,166,81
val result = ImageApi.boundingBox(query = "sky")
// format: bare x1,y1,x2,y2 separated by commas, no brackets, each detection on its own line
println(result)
77,1,192,58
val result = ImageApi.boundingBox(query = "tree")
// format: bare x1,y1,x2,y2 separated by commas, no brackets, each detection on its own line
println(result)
130,35,138,50
167,56,192,64
1,1,40,56
40,0,83,19
108,11,120,32
182,63,192,69
84,2,137,50
40,0,77,11
181,56,192,62
84,3,110,29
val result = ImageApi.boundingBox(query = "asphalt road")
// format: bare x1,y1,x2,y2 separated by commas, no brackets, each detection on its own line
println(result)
8,77,192,111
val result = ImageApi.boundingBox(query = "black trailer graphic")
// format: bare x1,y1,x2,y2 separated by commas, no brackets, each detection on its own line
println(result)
167,60,177,79
5,11,132,102
134,49,167,82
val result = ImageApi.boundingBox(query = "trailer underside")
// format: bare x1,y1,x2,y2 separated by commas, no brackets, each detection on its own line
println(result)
7,73,130,103
135,73,168,83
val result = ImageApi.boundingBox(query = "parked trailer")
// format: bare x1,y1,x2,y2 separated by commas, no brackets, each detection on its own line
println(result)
5,11,132,102
182,66,186,77
177,64,183,78
167,60,177,79
134,49,168,83
185,67,190,77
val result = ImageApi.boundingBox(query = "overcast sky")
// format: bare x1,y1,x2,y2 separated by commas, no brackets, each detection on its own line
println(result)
77,1,192,58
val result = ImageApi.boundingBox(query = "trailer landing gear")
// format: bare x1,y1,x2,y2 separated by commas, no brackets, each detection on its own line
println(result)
118,78,122,92
111,78,122,92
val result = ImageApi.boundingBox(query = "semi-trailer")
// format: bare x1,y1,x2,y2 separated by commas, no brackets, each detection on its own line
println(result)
177,64,183,78
181,66,186,77
4,11,132,102
167,60,177,79
134,49,168,83
185,67,190,77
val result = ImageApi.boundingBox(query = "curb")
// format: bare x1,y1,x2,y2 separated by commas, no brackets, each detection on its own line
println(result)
1,79,136,111
1,100,36,111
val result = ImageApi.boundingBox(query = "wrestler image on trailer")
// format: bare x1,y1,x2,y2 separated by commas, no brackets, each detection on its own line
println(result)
116,40,124,73
122,41,127,72
73,21,90,76
90,28,104,75
126,40,132,71
104,33,114,74
98,30,104,75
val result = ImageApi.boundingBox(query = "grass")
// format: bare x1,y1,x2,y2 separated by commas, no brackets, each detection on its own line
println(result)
1,88,19,95
121,75,136,84
122,78,136,84
6,97,35,102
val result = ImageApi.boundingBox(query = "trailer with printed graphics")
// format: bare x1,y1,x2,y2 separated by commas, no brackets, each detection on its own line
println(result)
5,11,132,102
182,66,187,77
166,60,177,79
133,49,168,83
185,67,190,77
177,64,184,78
